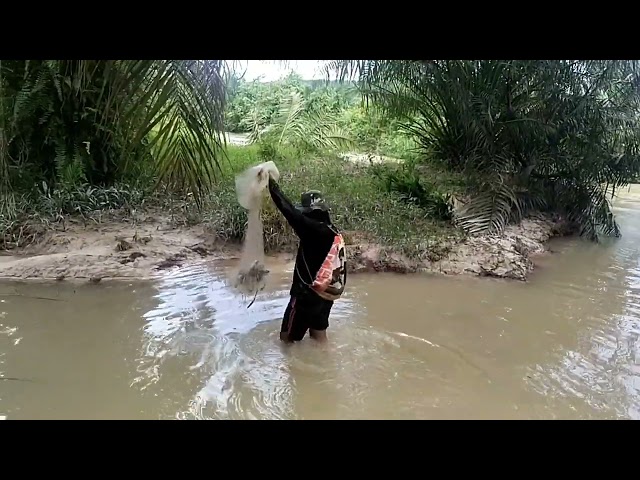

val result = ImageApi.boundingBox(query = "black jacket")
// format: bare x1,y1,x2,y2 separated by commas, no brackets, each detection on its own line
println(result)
268,178,342,299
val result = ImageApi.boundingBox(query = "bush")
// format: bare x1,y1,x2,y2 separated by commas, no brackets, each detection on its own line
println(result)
370,161,454,221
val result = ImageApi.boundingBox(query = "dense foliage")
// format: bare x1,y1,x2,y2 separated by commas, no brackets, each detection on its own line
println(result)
0,60,227,212
328,60,640,241
224,72,414,159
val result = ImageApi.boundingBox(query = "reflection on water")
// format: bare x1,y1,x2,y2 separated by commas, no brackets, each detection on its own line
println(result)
3,187,640,419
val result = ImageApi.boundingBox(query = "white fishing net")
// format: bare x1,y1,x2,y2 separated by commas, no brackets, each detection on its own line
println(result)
233,161,280,301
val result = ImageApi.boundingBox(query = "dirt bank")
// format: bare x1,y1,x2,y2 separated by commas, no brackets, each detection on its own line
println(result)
348,214,572,281
0,209,569,283
0,210,218,282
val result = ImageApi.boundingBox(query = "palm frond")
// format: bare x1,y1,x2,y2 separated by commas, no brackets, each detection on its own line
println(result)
251,89,356,154
455,180,519,236
0,59,230,205
329,59,640,241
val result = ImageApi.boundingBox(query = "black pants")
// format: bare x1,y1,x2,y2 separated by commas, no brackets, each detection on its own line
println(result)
281,293,334,342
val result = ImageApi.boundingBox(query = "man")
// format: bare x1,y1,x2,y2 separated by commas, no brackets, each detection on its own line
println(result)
259,168,347,344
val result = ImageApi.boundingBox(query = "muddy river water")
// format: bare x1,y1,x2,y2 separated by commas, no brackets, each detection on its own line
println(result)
3,188,640,419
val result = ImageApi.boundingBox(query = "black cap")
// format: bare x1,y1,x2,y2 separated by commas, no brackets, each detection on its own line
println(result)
296,190,329,213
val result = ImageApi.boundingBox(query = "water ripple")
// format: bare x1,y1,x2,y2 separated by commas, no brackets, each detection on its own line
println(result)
133,262,362,419
525,199,640,419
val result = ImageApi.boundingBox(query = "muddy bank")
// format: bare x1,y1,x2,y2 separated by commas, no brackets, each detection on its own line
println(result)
347,214,572,281
0,212,214,282
0,209,569,283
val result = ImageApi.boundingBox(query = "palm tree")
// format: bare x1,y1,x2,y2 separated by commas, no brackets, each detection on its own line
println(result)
0,60,229,209
246,89,354,154
327,60,640,241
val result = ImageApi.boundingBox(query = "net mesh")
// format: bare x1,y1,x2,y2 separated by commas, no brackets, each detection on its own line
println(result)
233,161,280,299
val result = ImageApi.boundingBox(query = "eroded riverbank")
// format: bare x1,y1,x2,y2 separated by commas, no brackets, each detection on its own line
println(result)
0,208,570,282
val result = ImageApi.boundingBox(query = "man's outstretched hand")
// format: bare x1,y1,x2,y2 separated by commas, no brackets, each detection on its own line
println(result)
258,167,276,184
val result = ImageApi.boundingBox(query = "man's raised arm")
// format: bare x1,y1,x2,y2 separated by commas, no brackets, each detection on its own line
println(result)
267,176,313,238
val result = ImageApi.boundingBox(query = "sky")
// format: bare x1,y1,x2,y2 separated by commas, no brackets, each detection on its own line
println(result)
232,60,331,82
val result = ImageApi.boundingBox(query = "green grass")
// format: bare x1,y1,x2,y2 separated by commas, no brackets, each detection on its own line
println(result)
203,144,464,259
1,141,466,260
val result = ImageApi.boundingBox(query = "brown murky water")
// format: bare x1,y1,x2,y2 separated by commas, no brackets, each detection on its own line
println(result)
3,189,640,420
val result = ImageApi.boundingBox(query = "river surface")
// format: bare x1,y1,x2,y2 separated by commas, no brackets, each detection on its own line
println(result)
3,189,640,419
